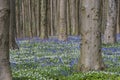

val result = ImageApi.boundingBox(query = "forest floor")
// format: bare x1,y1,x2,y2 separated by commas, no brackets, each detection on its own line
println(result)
10,35,120,80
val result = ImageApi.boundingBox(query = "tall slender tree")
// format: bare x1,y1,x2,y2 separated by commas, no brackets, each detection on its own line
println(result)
59,0,67,41
50,0,54,36
116,0,120,34
9,0,19,49
77,0,105,72
66,0,71,35
40,0,48,39
0,0,12,80
103,0,117,44
70,0,76,35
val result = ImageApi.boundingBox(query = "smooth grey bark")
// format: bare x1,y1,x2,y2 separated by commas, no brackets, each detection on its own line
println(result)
101,0,108,35
40,0,48,39
70,0,76,35
77,0,105,72
0,0,12,80
50,0,54,36
103,0,117,44
116,0,120,34
58,0,67,41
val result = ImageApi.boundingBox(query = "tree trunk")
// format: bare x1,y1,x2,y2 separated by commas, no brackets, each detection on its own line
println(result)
0,0,12,80
77,0,105,72
103,0,117,44
67,0,71,35
53,0,57,36
101,0,108,35
9,0,19,50
116,0,120,34
50,0,54,36
35,0,40,37
47,0,51,36
70,0,76,35
75,0,79,35
58,0,67,41
56,0,60,36
19,0,23,38
40,0,48,39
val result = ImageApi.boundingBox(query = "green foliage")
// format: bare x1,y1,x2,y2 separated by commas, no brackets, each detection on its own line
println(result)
10,37,120,80
61,71,120,80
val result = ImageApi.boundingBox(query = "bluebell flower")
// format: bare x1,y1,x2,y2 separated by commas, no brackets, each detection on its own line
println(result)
10,62,17,68
41,62,54,67
41,64,47,67
25,59,30,63
34,57,38,62
101,48,108,51
104,52,113,55
52,50,56,53
46,62,55,66
60,49,64,52
39,57,47,61
112,58,118,62
77,46,80,49
60,70,69,76
69,59,75,67
108,47,117,52
58,57,63,64
75,58,79,63
117,53,120,55
16,52,20,55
